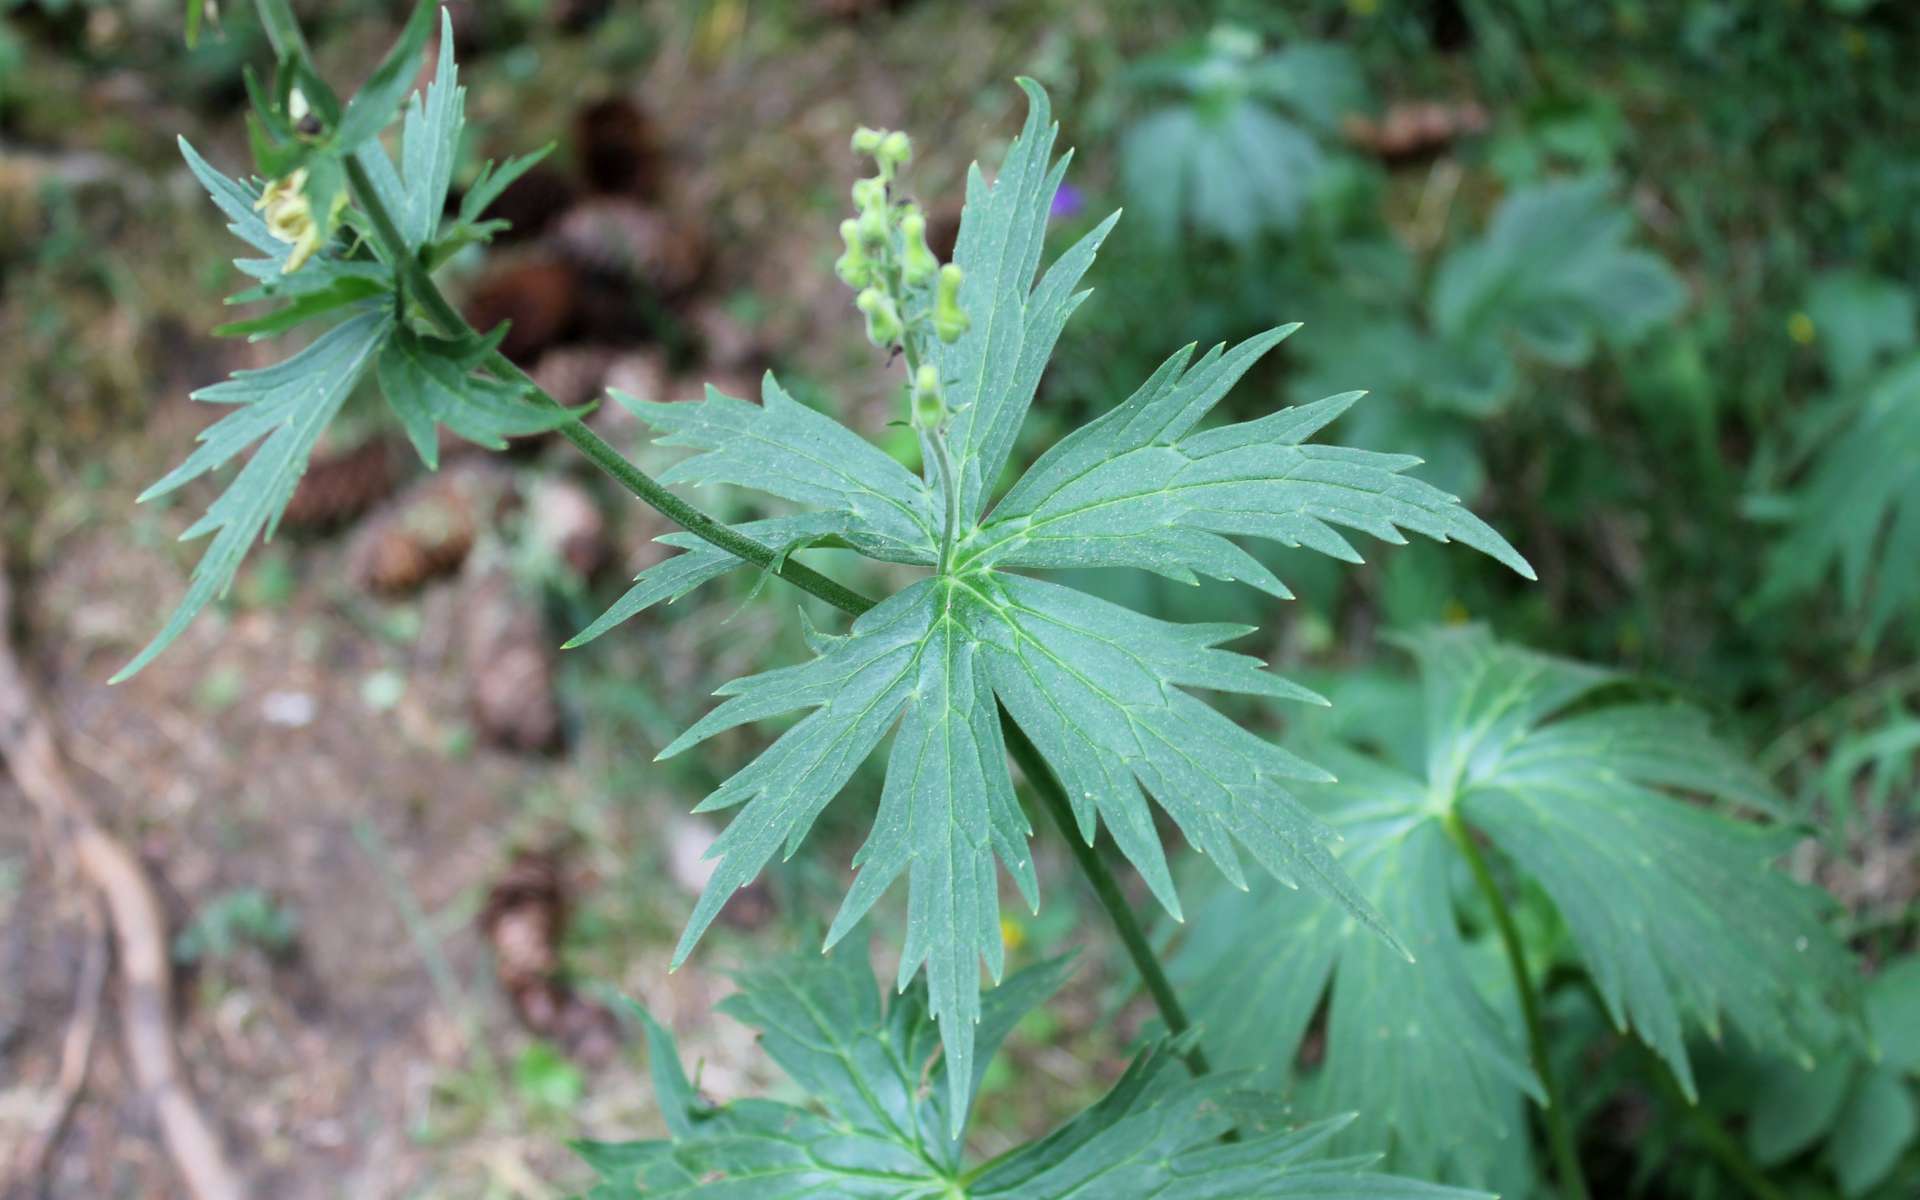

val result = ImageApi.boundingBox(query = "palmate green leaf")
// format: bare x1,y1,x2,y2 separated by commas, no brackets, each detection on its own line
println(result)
565,515,852,649
116,311,393,681
650,568,1409,1133
1732,954,1920,1196
343,7,554,262
1179,751,1539,1193
1803,270,1915,388
1765,352,1920,643
1122,103,1322,247
376,326,580,468
617,377,942,565
345,9,466,253
585,81,1531,1136
577,946,1485,1200
937,80,1117,524
1181,626,1853,1193
1428,177,1685,411
964,328,1535,594
1118,37,1349,247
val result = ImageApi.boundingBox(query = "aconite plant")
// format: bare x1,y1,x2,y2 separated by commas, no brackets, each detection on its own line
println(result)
126,5,1855,1197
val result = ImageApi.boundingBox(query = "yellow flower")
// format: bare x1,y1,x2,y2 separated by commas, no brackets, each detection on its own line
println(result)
1787,311,1816,345
999,915,1025,953
254,167,331,273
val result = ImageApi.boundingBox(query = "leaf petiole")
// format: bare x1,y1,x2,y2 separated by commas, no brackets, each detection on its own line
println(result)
1444,805,1592,1200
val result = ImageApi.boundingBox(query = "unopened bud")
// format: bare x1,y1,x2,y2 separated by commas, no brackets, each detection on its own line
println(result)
933,264,969,343
855,287,902,347
856,205,890,254
878,130,912,171
899,208,937,285
911,363,945,428
851,177,887,212
835,218,871,288
851,177,891,251
851,126,886,156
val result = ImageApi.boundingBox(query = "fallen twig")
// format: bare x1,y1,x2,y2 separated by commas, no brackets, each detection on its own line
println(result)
6,895,108,1190
0,574,245,1200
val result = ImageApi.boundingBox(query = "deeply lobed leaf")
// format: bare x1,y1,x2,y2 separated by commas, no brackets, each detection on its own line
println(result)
1180,626,1856,1192
588,82,1535,1134
377,327,580,469
966,328,1535,592
1765,353,1920,644
618,377,942,565
578,947,1486,1199
117,311,392,681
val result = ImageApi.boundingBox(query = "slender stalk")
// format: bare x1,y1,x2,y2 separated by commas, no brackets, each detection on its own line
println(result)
1000,714,1213,1078
930,433,960,574
1445,808,1591,1200
341,155,876,622
267,0,1211,1083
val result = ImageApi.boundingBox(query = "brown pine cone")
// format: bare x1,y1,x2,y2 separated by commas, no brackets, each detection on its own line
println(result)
575,96,662,200
463,256,583,364
476,849,619,1063
348,475,477,596
552,198,707,299
467,162,578,245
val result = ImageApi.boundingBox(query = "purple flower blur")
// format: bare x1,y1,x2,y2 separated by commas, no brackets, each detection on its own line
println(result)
1049,182,1084,221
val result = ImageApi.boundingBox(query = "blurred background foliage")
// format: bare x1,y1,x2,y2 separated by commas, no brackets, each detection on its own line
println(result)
1,0,1916,1197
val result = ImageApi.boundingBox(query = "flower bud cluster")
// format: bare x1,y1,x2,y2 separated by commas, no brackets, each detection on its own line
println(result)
835,125,970,431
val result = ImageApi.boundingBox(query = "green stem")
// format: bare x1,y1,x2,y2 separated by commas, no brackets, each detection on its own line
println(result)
1445,808,1591,1200
1000,713,1213,1080
930,432,960,575
278,0,1210,1086
340,154,875,622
